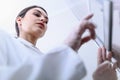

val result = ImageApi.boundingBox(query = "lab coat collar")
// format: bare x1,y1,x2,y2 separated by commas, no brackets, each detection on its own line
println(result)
17,37,43,54
17,37,35,48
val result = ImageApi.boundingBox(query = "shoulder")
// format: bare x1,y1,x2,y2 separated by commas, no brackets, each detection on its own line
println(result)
0,30,12,65
0,30,14,48
0,30,11,39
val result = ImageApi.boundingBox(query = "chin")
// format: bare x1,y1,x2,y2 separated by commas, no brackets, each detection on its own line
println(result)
38,33,45,38
34,29,46,38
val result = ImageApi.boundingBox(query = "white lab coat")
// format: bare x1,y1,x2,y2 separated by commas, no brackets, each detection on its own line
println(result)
0,30,86,80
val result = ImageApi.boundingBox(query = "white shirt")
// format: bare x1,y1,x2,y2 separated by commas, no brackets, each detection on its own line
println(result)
0,31,86,80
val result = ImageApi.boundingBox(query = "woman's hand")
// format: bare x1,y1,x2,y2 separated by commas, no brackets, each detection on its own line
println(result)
64,14,96,52
93,47,117,80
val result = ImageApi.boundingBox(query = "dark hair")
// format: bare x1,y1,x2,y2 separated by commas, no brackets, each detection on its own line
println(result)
15,5,48,37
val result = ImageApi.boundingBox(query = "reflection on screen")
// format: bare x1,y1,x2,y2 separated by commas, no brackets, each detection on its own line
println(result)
89,0,113,51
88,0,104,47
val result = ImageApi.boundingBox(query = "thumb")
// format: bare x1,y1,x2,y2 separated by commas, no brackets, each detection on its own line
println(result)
81,36,91,45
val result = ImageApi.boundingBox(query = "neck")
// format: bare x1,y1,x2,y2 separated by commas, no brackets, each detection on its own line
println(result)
19,33,38,46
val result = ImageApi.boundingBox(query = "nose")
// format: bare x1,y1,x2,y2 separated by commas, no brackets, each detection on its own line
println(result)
40,16,46,23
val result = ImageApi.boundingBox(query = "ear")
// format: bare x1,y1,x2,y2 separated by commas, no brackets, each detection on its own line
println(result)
16,17,22,28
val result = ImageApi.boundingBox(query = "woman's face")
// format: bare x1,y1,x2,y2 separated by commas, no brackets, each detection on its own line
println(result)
17,7,48,38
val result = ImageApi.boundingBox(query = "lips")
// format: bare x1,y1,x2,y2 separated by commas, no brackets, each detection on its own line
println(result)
36,23,44,29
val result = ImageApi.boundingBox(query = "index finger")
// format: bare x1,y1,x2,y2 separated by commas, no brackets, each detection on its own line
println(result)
84,13,94,20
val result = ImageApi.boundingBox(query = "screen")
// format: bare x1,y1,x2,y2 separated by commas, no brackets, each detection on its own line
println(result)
103,0,113,51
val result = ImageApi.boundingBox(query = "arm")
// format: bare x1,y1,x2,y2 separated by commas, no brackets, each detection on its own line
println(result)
46,45,86,79
43,14,96,80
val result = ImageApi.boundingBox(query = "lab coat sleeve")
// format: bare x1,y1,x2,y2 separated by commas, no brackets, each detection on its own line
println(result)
0,30,9,65
41,44,87,80
0,31,14,80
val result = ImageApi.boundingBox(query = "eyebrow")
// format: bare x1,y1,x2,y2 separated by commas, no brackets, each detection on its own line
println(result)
34,9,48,20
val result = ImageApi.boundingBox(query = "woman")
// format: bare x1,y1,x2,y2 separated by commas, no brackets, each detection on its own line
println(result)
0,5,96,80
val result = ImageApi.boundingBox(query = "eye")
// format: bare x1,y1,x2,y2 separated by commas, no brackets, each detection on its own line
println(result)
45,20,48,24
34,13,41,17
